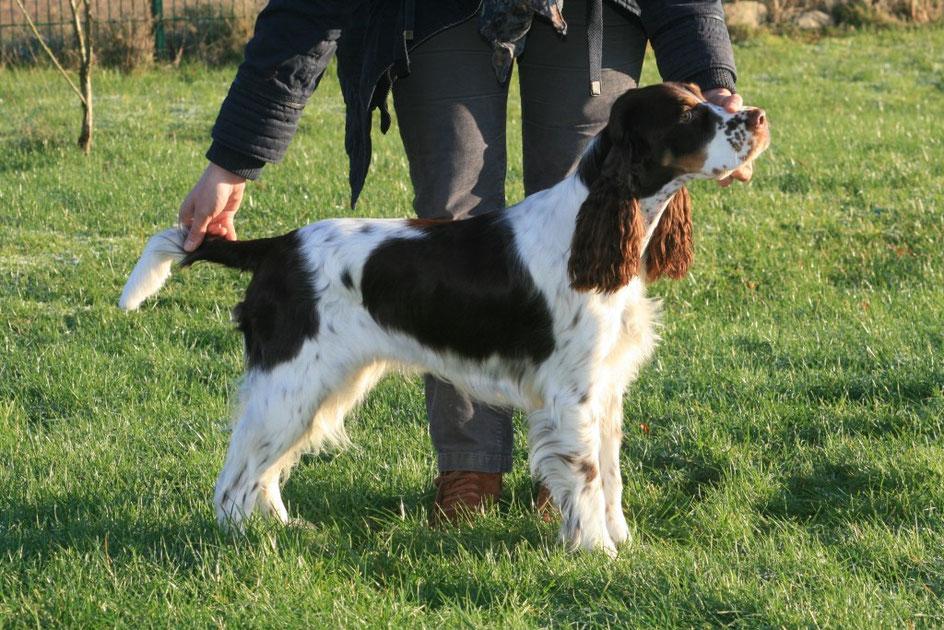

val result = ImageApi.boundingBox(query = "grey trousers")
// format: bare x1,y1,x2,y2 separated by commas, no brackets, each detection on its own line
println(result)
392,0,647,474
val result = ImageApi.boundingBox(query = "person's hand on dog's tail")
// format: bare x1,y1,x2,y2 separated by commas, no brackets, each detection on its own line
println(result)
178,162,246,252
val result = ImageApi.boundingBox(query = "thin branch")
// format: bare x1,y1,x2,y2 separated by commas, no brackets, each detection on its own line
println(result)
13,0,87,106
67,0,88,66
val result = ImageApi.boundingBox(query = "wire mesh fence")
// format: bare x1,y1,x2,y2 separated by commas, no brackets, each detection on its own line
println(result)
0,0,263,63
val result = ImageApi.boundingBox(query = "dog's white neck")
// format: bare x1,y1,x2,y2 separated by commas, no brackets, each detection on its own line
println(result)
638,176,694,249
508,169,693,276
563,172,692,249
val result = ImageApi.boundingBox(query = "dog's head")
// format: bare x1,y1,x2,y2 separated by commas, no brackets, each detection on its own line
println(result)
569,82,770,293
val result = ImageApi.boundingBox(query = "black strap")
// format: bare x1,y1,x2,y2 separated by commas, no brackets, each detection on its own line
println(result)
393,0,415,78
587,0,603,95
404,0,415,42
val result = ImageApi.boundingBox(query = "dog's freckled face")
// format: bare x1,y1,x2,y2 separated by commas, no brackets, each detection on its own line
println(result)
119,82,769,556
603,82,769,191
568,82,769,292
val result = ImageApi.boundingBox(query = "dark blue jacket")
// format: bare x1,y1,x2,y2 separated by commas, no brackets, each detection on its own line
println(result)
207,0,737,206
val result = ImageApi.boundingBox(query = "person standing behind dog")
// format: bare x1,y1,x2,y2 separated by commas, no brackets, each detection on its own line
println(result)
177,0,754,525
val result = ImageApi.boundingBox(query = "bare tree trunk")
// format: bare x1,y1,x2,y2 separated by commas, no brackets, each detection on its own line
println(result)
78,61,93,153
71,0,93,153
13,0,94,154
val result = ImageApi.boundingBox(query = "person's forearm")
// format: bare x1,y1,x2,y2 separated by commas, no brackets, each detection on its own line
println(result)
207,0,367,178
637,0,737,91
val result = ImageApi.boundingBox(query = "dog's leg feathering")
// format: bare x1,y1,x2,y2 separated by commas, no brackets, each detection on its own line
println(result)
528,400,616,556
119,227,188,311
215,361,387,530
215,368,330,530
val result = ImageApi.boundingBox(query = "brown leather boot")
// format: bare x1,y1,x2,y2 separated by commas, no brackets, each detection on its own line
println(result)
535,484,559,523
430,470,502,526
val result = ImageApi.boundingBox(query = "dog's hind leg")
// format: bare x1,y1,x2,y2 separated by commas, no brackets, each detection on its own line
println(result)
213,360,387,529
213,365,325,529
252,362,388,522
528,399,616,556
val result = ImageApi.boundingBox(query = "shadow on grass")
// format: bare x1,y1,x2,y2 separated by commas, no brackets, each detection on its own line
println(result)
0,489,224,572
803,374,942,407
9,452,926,625
756,456,944,600
757,458,937,528
282,469,782,625
0,466,547,575
731,333,943,444
642,449,726,502
282,462,550,554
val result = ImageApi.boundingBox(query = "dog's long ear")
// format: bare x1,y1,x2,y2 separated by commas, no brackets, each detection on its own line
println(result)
568,144,645,294
646,186,693,282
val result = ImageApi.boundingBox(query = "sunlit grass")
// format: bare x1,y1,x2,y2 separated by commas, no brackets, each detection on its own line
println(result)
1,26,942,627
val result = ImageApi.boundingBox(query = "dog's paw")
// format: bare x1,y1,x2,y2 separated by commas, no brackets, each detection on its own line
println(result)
215,488,251,533
561,521,618,557
580,534,618,558
606,511,632,548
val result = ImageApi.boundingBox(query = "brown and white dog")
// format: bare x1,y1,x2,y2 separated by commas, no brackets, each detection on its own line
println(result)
121,82,769,555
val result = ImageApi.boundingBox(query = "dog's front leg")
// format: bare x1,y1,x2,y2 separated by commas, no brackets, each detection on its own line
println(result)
528,401,616,556
598,393,630,547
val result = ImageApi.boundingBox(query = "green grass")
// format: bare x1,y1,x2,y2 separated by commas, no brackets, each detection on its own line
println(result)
1,27,943,628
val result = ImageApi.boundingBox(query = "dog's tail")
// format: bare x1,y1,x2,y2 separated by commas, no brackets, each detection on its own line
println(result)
119,227,189,311
119,227,284,311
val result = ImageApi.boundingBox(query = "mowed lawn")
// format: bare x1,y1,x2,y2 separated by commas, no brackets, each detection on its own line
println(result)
1,27,943,628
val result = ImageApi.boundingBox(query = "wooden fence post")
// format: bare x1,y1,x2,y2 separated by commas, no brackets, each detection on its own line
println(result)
151,0,165,59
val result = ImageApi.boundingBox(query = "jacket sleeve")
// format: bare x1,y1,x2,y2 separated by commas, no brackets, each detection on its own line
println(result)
636,0,737,93
206,0,367,180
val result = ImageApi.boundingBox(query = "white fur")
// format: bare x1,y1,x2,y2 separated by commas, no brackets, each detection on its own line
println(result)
119,227,189,311
121,89,766,555
202,176,658,555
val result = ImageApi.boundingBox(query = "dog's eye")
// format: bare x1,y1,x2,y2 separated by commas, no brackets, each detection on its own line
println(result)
680,109,694,123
